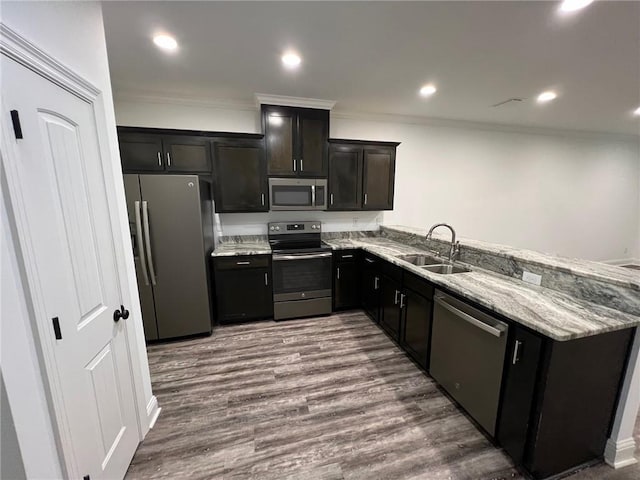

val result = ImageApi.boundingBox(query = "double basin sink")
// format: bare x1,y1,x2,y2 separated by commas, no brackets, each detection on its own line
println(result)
395,253,471,275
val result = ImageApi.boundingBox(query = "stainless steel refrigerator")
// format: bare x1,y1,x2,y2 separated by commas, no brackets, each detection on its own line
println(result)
123,174,214,340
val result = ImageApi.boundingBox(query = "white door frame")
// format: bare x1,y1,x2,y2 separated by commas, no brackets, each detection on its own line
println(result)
1,22,155,477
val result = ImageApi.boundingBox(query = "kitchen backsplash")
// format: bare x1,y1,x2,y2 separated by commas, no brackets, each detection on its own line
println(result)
213,210,383,238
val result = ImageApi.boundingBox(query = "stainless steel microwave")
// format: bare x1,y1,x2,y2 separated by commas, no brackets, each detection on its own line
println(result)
268,178,327,211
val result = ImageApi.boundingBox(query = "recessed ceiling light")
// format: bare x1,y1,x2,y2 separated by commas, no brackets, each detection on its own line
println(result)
633,106,640,117
282,52,301,69
559,0,594,13
419,84,437,97
537,91,558,103
153,34,178,51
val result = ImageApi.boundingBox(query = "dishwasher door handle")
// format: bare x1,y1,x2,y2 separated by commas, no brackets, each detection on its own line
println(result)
434,295,505,338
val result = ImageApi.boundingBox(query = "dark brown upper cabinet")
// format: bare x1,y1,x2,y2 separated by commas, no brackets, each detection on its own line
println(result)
328,139,399,211
212,136,268,213
328,144,363,210
163,136,211,173
117,127,211,174
262,105,329,178
118,132,165,172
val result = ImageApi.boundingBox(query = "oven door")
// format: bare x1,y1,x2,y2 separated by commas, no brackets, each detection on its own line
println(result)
272,251,332,301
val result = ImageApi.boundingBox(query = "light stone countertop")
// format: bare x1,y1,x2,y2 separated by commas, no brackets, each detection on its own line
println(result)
210,234,640,341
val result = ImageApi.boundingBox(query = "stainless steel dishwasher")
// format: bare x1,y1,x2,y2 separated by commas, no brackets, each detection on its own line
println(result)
430,290,509,436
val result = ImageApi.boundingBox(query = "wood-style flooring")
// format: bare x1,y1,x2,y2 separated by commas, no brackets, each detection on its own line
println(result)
126,311,640,480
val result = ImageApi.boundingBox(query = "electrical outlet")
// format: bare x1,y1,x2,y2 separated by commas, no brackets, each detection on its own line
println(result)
522,271,542,286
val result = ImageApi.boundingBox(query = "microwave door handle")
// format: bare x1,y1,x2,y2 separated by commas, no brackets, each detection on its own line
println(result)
311,184,316,207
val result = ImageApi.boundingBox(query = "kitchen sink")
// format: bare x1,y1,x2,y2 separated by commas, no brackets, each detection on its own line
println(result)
422,264,471,274
396,253,443,266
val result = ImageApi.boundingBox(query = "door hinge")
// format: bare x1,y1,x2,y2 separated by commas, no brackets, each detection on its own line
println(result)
10,110,23,139
52,317,62,340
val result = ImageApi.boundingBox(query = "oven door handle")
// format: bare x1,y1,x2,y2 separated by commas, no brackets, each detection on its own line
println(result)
273,252,332,261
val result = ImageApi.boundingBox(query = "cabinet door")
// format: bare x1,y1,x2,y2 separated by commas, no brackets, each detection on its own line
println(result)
118,132,164,172
362,147,396,210
380,275,402,341
163,136,212,173
361,256,380,322
213,139,267,212
215,267,273,323
401,289,432,369
334,259,359,310
497,327,543,464
298,109,329,177
328,144,362,210
264,106,296,176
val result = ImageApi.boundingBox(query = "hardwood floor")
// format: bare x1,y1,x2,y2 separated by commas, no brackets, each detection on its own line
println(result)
126,311,639,480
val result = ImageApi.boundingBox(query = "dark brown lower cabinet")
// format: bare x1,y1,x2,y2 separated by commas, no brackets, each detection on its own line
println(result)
497,327,543,464
380,275,402,341
213,255,273,323
400,273,434,370
333,250,360,310
497,326,634,479
361,254,381,322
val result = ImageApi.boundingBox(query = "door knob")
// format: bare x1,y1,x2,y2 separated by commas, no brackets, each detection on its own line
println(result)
113,305,130,322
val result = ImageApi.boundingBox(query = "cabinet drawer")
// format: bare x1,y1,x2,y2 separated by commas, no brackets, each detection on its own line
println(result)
335,249,358,262
381,259,402,282
214,255,270,270
403,271,435,300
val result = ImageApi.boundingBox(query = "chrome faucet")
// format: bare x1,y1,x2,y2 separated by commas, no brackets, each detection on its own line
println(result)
426,223,460,261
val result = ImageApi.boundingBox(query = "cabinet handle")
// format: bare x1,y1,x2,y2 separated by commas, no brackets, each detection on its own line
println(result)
167,152,171,167
330,193,334,205
374,276,379,290
365,257,374,264
300,159,304,171
394,289,399,305
512,340,522,365
261,193,265,206
293,159,297,172
264,272,269,286
337,267,340,280
236,261,250,265
364,193,368,205
157,151,162,167
341,254,353,259
400,293,406,309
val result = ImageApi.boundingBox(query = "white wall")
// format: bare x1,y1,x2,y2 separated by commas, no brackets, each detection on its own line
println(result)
115,98,640,260
1,1,155,475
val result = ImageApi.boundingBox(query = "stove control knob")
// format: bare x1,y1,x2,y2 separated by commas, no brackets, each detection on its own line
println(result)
311,225,316,229
315,224,320,229
270,226,275,231
275,226,280,231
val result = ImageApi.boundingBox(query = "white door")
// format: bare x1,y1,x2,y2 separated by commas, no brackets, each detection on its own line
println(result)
2,56,139,478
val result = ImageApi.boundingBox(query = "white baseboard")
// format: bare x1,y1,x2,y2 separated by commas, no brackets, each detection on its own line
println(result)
146,395,161,430
602,258,640,267
604,437,638,468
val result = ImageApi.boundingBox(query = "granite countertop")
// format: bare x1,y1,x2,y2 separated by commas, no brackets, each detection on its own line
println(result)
210,234,640,341
211,241,271,257
322,237,640,341
383,225,640,291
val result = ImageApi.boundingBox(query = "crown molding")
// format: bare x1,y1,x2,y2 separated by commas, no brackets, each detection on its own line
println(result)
254,93,336,110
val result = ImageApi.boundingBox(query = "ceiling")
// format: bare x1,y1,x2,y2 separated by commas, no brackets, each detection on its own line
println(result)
103,1,640,136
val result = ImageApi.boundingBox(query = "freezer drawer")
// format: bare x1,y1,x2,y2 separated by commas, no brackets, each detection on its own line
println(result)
430,290,508,436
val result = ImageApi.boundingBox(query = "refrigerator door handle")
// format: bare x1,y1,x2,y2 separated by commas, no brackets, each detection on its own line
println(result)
134,200,150,286
141,200,157,285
